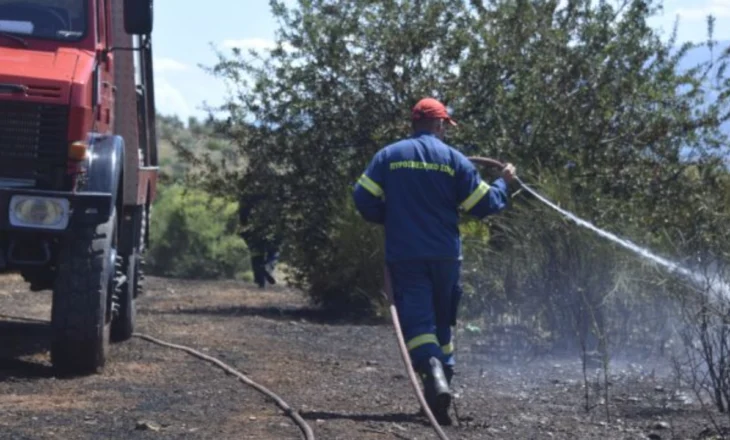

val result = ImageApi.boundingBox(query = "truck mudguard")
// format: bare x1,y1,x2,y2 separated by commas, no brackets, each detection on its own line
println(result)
84,134,125,212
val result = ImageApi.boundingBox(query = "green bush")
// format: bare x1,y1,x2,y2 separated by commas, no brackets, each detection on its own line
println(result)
146,184,251,280
284,191,386,315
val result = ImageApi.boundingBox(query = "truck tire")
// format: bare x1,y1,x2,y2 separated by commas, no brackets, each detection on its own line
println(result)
137,203,148,297
111,203,146,342
110,253,136,342
51,209,117,375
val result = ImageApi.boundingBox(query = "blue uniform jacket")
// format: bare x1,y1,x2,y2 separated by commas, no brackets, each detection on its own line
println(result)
352,132,509,262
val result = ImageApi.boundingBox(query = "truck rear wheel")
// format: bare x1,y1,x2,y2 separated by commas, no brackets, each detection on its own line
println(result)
137,203,148,297
111,203,146,342
111,253,137,342
51,210,117,375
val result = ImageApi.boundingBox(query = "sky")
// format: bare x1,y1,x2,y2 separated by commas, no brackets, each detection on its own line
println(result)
150,0,730,121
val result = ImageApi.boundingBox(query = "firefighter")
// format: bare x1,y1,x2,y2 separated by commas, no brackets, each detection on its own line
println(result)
352,97,516,425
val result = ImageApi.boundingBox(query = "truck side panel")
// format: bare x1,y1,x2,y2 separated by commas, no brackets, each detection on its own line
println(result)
137,167,157,203
111,0,141,206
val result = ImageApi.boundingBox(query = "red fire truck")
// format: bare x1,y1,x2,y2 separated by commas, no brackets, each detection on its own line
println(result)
0,0,158,375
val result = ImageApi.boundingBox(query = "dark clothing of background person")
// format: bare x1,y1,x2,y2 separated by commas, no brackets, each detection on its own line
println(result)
239,193,279,288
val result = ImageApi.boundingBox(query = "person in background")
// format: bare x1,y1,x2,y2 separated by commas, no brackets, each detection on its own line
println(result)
238,190,280,289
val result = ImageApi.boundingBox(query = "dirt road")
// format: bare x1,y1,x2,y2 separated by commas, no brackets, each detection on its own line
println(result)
0,275,715,439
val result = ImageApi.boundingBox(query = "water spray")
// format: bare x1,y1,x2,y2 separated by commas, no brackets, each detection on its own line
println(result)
468,156,730,299
383,156,728,440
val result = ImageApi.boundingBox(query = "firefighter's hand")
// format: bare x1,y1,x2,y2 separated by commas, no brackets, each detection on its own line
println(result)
501,163,517,183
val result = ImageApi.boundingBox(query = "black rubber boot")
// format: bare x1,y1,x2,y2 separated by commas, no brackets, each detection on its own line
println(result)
444,364,454,386
251,255,266,288
418,357,452,426
264,268,276,285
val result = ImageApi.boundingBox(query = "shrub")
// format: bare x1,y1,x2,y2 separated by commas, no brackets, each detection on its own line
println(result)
146,184,251,280
283,191,386,316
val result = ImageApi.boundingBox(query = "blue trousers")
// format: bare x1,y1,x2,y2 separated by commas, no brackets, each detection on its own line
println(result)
388,260,463,371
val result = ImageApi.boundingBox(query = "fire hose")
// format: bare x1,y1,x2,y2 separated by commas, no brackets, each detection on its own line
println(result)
383,156,510,440
134,333,315,440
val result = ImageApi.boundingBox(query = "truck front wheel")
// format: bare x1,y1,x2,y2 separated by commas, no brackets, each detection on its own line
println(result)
50,209,117,375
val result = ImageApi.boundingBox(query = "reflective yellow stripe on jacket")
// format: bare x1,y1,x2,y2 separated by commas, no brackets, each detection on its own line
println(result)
357,174,384,198
460,181,489,212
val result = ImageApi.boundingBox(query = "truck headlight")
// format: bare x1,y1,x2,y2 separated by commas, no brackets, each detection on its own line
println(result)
9,196,70,230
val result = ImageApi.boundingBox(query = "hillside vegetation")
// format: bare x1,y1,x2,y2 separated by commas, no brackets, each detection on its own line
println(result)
146,115,251,281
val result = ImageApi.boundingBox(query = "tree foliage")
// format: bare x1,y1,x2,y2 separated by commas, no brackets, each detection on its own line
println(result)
177,0,730,340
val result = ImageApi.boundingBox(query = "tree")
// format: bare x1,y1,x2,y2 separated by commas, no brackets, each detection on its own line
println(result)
180,0,730,322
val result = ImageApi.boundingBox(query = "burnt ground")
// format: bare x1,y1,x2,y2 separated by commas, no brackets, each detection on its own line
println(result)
0,273,725,440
